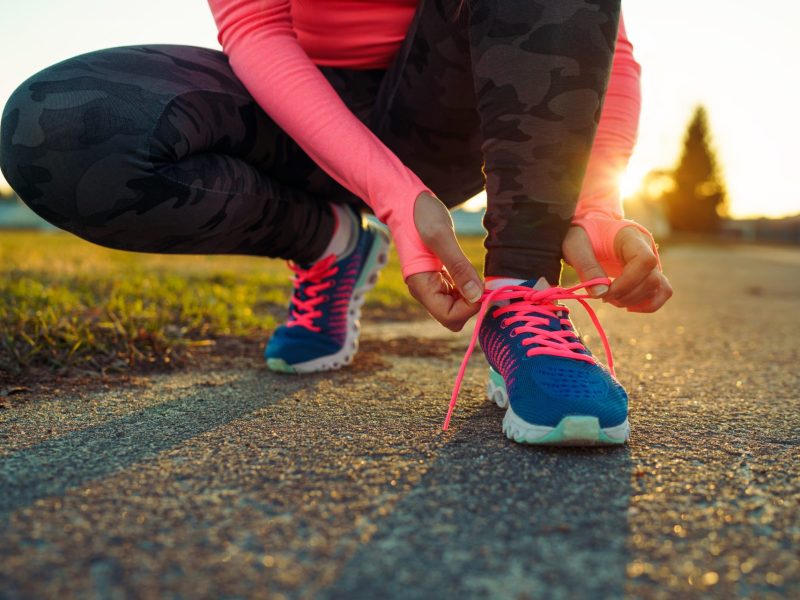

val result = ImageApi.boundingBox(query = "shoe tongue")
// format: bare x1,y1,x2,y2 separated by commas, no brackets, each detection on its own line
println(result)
515,277,565,328
488,276,551,308
520,276,551,291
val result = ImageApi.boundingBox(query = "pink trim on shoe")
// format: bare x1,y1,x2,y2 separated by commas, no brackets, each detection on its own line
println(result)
286,255,339,332
443,277,616,431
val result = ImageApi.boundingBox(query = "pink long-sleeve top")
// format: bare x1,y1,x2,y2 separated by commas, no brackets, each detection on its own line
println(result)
207,0,653,279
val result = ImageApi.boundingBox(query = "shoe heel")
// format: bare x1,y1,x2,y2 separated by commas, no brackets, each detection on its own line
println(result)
355,224,391,291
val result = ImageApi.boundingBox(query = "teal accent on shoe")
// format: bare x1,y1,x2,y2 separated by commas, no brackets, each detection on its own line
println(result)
354,222,390,290
478,278,629,433
491,367,629,445
533,416,611,445
266,358,297,374
502,409,630,446
489,366,504,390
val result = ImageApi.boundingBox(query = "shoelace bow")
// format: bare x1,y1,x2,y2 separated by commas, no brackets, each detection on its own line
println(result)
286,254,339,332
443,277,616,431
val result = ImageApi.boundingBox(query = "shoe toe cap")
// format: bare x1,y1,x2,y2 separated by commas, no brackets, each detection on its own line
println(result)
509,356,628,428
265,326,342,365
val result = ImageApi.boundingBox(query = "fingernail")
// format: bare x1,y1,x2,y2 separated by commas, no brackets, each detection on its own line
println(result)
591,284,609,298
463,281,482,303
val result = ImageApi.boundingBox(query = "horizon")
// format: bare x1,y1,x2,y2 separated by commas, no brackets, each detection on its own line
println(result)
1,1,799,219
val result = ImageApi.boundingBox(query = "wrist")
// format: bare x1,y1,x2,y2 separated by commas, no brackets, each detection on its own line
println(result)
381,187,444,280
572,215,661,277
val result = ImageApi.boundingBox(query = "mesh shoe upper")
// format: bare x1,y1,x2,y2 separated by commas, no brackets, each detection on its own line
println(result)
444,277,628,430
265,214,380,366
479,305,628,428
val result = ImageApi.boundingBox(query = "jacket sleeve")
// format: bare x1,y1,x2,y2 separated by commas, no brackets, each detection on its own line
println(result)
207,0,443,278
572,14,661,276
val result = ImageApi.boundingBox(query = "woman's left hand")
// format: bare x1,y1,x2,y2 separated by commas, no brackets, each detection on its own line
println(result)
563,225,673,313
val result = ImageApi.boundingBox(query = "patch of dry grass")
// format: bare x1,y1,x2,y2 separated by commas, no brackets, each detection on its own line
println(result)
0,230,486,381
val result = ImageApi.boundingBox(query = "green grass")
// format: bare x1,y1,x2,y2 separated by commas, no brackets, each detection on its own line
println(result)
0,230,487,379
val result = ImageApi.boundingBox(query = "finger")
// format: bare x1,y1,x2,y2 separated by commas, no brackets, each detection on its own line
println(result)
614,270,662,307
417,270,454,296
425,228,483,303
424,286,481,331
406,271,438,303
438,272,454,295
406,271,480,331
440,269,458,294
605,236,658,302
618,284,658,309
562,227,609,297
443,297,482,331
626,278,674,313
418,208,483,302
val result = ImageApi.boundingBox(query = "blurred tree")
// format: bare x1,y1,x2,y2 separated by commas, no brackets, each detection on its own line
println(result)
662,106,728,232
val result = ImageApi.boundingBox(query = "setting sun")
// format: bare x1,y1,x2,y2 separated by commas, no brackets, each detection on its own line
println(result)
2,0,800,221
0,5,799,593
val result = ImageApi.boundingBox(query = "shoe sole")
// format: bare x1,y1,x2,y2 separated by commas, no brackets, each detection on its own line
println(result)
266,223,391,374
487,368,630,446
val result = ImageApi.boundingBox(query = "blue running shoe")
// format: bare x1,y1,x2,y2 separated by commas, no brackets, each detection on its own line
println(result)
265,214,390,373
444,278,629,445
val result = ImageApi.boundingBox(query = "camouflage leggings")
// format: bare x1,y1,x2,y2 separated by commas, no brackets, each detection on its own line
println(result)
0,0,620,282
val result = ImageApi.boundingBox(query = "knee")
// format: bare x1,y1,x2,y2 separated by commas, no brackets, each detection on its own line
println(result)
0,57,148,229
1,67,86,227
0,74,48,212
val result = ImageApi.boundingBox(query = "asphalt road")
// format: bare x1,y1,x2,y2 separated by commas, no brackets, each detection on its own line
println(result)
1,243,798,599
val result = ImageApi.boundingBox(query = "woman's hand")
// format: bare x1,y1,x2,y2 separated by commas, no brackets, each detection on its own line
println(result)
405,192,483,331
563,224,673,313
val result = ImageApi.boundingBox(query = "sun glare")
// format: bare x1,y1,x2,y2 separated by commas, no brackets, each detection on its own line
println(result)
461,191,487,212
619,168,645,200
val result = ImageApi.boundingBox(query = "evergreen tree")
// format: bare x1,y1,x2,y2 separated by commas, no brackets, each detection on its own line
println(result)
663,106,728,232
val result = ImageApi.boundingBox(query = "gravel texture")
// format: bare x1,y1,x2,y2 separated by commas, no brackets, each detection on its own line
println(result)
1,244,798,599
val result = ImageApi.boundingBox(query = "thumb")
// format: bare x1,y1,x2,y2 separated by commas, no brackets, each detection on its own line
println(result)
414,192,483,303
433,229,483,303
563,227,609,298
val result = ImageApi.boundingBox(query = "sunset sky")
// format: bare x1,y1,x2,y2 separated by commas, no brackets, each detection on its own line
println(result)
1,0,798,219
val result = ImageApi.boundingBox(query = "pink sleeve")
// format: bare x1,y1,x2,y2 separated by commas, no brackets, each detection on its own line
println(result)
572,15,662,277
207,0,443,278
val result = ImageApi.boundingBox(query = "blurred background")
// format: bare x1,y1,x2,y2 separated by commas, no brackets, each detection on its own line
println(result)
4,6,800,596
2,1,799,235
2,1,799,380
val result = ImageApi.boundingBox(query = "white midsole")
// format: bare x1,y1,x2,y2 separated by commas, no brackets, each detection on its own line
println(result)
503,406,630,442
488,374,630,442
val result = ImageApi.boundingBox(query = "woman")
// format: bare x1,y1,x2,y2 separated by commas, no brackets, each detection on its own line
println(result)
0,0,671,445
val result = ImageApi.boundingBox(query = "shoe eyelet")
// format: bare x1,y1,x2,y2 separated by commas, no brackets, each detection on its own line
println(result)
500,319,510,330
509,329,518,338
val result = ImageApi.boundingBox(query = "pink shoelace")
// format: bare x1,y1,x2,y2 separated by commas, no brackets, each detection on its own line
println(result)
286,255,338,332
443,277,616,431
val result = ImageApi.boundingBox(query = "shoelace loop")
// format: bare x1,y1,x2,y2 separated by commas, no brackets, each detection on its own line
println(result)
443,277,615,431
286,254,339,332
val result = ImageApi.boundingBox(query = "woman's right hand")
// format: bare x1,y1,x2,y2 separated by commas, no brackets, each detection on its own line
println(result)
405,192,484,332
